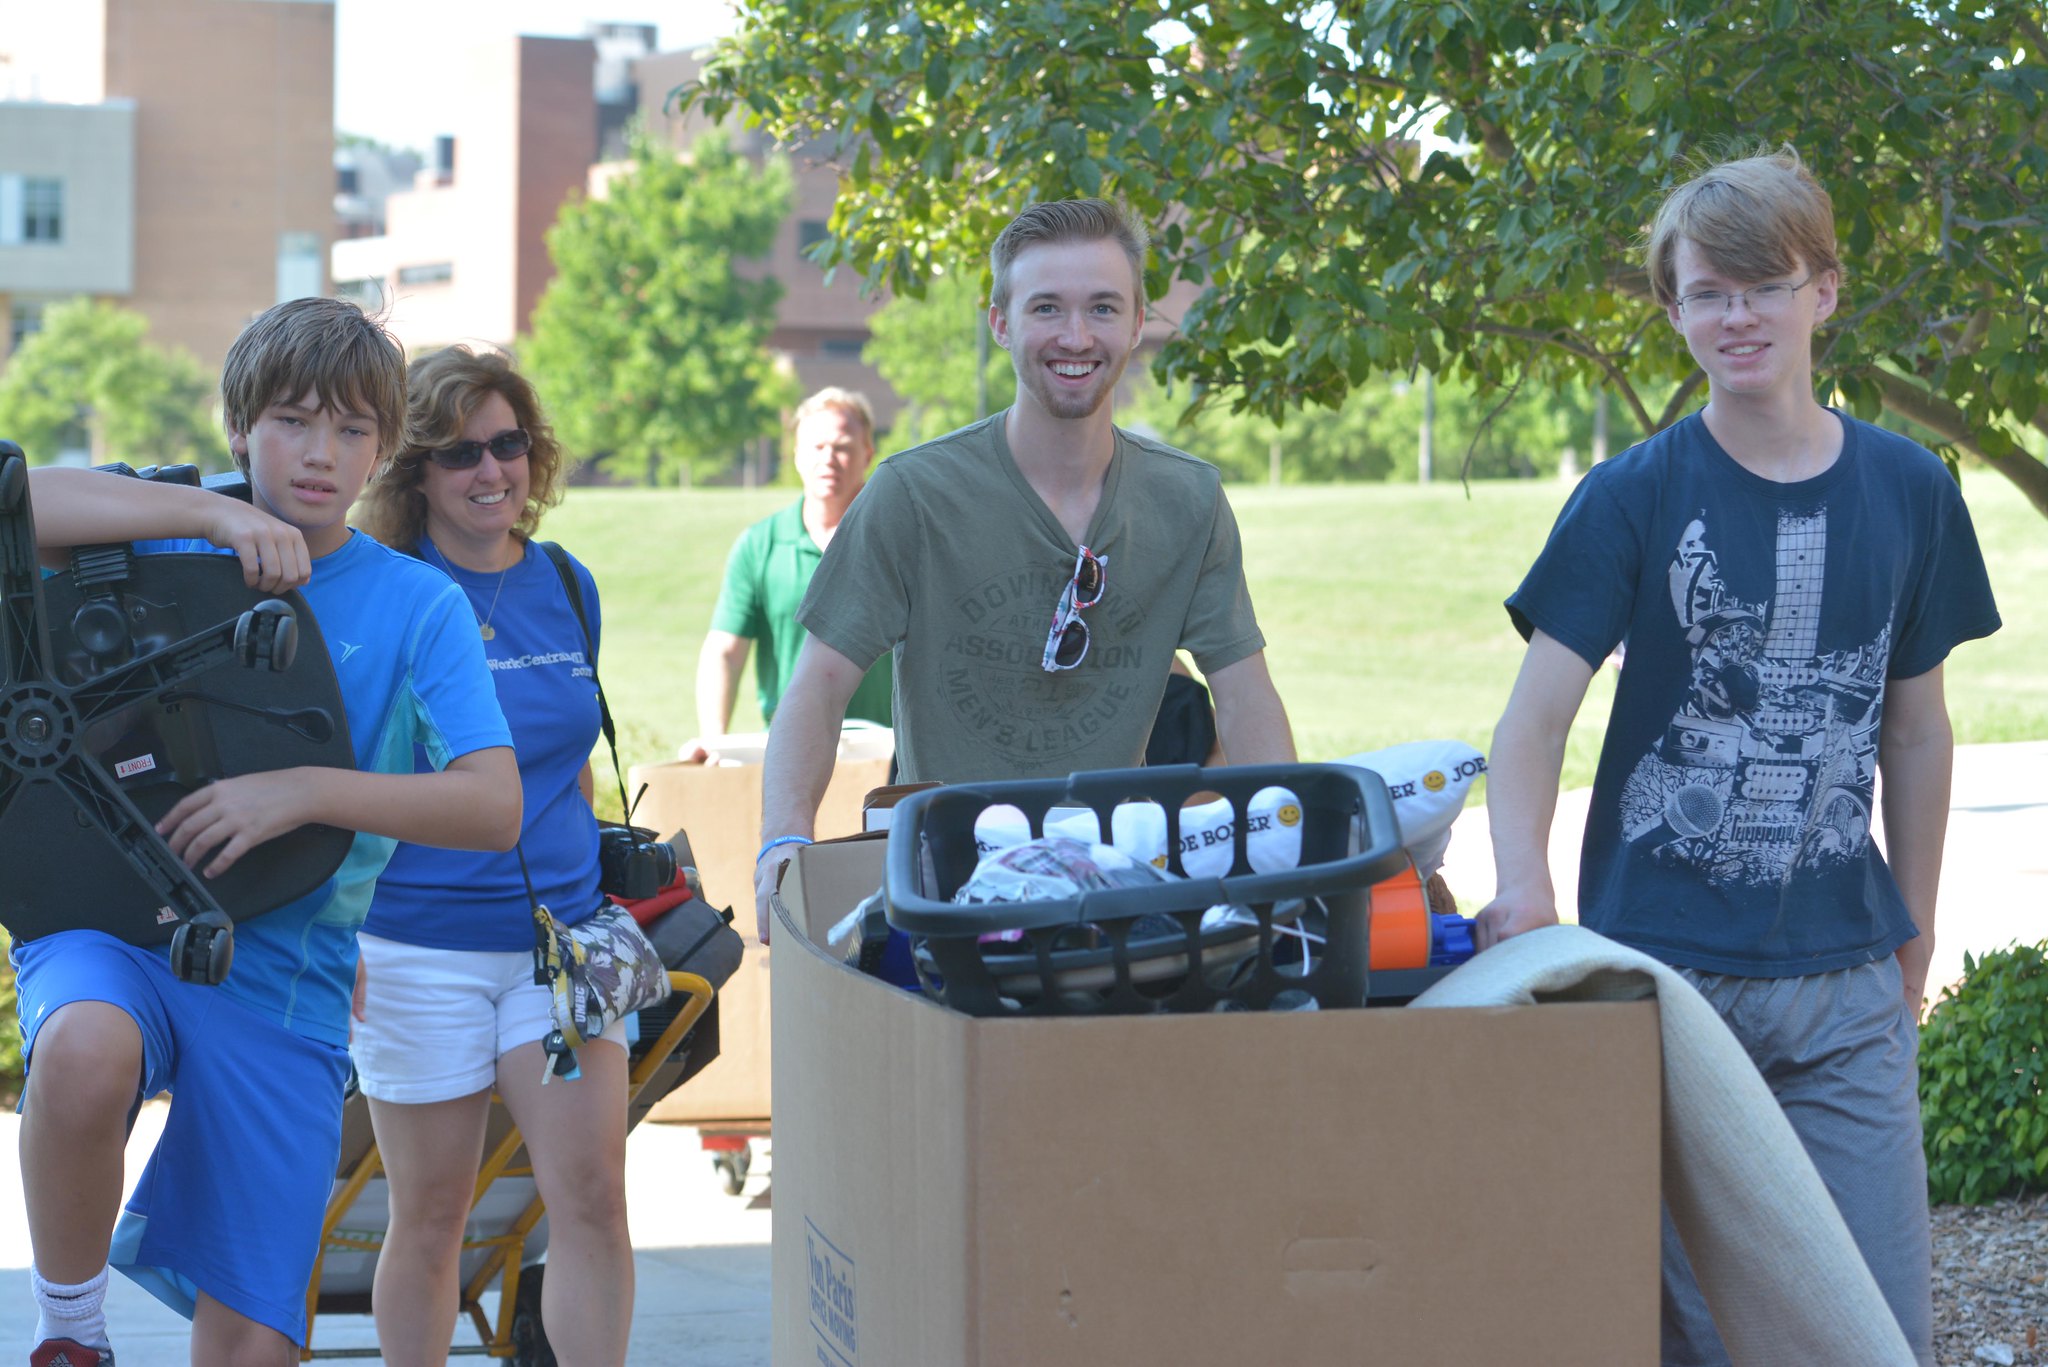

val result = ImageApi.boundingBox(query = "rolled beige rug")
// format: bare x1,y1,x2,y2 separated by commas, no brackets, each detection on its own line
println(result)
1414,924,1916,1367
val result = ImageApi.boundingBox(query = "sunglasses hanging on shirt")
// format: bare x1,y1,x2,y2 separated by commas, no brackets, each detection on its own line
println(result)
1041,544,1107,672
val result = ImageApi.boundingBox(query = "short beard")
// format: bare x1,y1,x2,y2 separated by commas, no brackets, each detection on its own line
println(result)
1021,345,1132,421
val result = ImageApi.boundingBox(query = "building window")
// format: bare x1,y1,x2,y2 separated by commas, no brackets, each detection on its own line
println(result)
335,277,385,311
0,175,63,246
276,231,323,303
398,262,453,286
22,179,61,242
798,219,829,252
8,300,44,353
818,337,865,359
336,165,360,196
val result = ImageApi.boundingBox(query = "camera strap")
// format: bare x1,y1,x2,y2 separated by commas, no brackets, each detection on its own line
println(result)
538,540,634,820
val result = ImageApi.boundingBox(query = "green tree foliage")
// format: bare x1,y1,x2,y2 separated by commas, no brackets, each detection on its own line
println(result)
689,1,2048,515
861,270,1014,448
1921,942,2048,1205
0,298,220,468
523,131,797,485
1124,373,1640,483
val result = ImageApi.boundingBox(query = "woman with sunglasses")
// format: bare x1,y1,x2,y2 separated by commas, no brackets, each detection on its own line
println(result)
352,346,634,1367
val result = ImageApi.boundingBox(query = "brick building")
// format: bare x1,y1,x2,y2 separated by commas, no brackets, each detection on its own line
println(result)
0,0,334,381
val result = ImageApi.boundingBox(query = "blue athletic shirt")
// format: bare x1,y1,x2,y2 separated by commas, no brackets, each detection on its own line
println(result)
1506,411,2001,976
129,529,511,1043
361,537,606,952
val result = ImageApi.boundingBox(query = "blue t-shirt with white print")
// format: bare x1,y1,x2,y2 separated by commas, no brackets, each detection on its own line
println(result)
362,538,606,951
1506,411,2000,976
125,529,512,1043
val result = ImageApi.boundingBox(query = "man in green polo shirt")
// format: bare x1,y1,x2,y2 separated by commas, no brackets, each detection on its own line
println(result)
689,388,894,755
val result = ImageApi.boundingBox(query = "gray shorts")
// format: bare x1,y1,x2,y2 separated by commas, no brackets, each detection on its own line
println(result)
1661,955,1932,1366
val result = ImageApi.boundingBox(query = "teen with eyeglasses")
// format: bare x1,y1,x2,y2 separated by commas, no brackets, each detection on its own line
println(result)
753,198,1296,941
352,347,636,1367
1478,147,1999,1364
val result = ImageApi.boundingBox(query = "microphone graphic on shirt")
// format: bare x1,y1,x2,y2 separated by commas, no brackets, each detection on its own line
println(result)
1627,782,1725,853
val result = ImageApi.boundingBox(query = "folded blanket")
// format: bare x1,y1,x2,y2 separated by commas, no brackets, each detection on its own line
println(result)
1413,925,1914,1367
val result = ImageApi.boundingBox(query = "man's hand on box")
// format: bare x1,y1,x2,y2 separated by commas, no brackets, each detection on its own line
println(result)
1473,891,1559,952
754,845,799,945
678,738,713,765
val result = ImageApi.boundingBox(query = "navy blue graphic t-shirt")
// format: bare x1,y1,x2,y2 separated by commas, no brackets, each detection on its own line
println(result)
1507,411,2000,975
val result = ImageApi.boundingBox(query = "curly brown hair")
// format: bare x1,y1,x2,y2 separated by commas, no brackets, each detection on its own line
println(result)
355,346,567,551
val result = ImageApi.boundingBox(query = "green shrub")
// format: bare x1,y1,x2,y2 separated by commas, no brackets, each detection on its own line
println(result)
1921,941,2048,1205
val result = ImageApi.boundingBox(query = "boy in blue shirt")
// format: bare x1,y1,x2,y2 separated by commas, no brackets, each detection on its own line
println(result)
1476,149,2000,1364
16,297,521,1367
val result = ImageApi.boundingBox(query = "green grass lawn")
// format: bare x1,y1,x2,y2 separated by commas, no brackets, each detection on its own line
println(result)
546,469,2044,807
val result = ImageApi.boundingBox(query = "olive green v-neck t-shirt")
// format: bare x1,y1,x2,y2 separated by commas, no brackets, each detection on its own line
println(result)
797,412,1264,783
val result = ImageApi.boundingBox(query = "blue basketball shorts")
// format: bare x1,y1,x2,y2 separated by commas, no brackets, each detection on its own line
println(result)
13,930,350,1345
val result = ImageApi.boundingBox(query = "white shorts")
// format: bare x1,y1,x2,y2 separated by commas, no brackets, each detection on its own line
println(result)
350,932,626,1105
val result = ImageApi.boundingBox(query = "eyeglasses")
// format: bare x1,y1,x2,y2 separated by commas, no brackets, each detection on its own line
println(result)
1676,274,1814,318
423,428,532,471
1041,545,1107,672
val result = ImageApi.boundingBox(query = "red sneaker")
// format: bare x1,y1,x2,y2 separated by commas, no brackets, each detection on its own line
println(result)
30,1340,113,1367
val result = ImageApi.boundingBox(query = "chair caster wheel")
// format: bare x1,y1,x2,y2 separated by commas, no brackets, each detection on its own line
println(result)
170,910,234,985
233,600,298,672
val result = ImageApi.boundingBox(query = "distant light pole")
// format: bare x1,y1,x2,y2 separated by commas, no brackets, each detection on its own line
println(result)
975,308,990,420
1418,372,1435,483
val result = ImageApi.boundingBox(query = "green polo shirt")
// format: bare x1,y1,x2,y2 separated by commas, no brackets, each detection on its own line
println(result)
711,500,894,726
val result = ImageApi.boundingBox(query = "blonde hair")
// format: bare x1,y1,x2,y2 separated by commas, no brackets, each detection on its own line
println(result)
790,386,875,444
355,346,567,551
989,198,1149,314
220,297,407,472
1645,145,1839,309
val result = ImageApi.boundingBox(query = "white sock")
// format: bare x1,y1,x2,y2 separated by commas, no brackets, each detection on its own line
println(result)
31,1264,110,1351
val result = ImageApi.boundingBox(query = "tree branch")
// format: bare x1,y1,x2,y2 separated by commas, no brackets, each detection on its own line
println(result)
1459,36,1519,165
1460,373,1525,491
1470,321,1657,433
1653,371,1708,431
1873,370,2048,519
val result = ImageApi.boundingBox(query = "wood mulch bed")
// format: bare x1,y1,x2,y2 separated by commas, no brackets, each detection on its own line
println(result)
1934,1191,2048,1366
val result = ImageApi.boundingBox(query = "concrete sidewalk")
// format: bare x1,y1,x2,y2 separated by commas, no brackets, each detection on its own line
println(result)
2,741,2040,1364
0,1114,771,1366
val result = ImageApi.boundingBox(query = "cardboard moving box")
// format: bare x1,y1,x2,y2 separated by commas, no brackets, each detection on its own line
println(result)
631,733,891,1127
773,836,1661,1365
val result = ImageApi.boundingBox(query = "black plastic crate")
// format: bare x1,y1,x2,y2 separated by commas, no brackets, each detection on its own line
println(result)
883,763,1407,1017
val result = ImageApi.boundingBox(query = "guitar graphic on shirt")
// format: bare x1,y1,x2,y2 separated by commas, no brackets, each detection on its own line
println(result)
1624,506,1889,887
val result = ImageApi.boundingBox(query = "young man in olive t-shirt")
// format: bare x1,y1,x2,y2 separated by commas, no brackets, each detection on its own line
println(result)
752,198,1296,938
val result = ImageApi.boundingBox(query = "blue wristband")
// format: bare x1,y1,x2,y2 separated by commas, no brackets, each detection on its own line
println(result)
757,834,813,865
